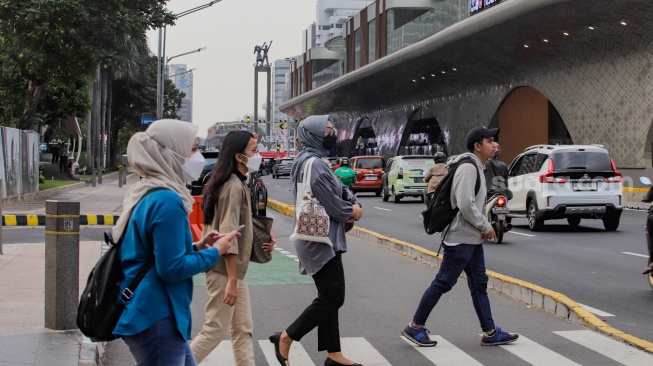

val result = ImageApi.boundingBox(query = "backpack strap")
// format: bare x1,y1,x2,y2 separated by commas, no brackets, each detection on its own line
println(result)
118,186,169,303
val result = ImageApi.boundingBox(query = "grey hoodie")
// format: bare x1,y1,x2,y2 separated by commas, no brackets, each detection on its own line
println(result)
442,152,492,245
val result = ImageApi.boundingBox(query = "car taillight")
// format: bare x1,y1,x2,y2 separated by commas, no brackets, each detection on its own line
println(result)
398,167,403,175
539,159,567,183
497,197,506,207
604,158,622,183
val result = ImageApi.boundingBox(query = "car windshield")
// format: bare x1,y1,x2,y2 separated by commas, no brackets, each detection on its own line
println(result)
356,158,384,169
280,159,294,165
551,152,612,171
204,158,217,171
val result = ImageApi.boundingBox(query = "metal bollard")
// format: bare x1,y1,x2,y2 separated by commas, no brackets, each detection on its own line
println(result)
118,169,123,188
91,169,96,187
123,168,127,185
98,167,103,184
44,200,80,330
0,178,3,255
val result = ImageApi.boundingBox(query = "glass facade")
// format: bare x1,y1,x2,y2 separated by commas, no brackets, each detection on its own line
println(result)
369,18,376,63
354,28,361,70
387,2,465,54
313,61,344,89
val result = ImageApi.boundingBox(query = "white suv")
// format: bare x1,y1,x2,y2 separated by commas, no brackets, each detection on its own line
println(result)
506,144,623,231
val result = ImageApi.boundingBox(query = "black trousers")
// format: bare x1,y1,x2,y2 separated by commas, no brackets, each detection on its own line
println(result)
286,252,345,352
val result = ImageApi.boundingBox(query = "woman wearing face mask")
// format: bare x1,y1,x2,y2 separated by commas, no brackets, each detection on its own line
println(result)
269,115,363,366
113,119,239,366
191,131,276,365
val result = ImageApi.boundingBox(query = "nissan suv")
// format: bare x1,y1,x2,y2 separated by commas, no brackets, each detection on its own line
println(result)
506,144,623,231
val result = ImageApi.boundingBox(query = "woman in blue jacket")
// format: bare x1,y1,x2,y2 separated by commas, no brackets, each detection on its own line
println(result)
112,119,239,366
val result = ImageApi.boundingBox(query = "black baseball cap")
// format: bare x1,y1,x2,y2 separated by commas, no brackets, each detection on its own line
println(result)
466,127,499,151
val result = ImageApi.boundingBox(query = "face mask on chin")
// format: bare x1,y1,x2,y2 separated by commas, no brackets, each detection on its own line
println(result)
240,153,262,173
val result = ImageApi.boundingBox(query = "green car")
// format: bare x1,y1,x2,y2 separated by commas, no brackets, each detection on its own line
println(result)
382,155,436,203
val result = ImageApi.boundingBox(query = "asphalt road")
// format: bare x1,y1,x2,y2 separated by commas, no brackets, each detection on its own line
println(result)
263,174,653,343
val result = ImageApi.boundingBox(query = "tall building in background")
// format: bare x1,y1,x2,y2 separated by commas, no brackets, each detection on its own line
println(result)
168,64,194,122
302,23,317,53
315,0,374,47
273,59,293,124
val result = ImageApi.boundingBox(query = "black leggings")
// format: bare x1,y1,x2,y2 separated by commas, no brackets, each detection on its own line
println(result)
286,253,345,352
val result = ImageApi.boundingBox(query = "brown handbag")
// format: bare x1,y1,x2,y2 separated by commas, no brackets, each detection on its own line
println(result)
251,214,274,263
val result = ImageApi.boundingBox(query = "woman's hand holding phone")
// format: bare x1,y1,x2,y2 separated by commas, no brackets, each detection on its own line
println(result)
213,230,241,255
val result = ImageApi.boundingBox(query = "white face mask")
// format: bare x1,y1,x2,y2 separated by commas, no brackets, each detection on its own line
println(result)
170,150,205,182
241,153,262,173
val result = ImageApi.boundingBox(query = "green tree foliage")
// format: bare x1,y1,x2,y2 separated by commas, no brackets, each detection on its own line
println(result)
0,0,175,130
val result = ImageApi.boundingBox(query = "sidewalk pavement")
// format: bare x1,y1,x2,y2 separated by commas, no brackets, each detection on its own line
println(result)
0,172,136,366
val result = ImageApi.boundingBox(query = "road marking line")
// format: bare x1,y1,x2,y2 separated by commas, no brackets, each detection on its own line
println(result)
622,251,648,258
280,250,291,255
374,207,392,211
202,341,236,365
555,330,653,365
341,337,391,365
402,335,482,365
507,231,536,237
259,339,316,366
287,255,298,259
498,334,581,365
577,303,615,317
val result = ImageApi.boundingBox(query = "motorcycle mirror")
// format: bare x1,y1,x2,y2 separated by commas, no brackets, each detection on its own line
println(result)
640,176,652,186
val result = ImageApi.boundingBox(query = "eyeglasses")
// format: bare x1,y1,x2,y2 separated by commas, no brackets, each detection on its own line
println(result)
302,126,338,138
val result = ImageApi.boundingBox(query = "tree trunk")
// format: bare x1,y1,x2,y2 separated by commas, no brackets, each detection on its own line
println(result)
106,70,114,169
85,76,94,174
18,80,45,130
93,67,101,175
100,68,107,171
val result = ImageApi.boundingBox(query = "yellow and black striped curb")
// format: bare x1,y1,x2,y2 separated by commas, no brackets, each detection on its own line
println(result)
267,197,653,354
2,214,120,226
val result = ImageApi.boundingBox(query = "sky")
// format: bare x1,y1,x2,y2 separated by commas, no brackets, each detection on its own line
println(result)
146,0,316,138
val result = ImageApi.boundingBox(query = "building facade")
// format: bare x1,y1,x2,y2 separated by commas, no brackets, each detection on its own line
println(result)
168,64,194,122
281,0,653,168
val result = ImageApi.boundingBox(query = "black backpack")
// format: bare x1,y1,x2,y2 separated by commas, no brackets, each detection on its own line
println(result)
422,158,480,235
77,187,166,341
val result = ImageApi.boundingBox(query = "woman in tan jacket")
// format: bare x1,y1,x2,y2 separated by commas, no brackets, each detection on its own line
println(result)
191,131,275,365
423,152,448,205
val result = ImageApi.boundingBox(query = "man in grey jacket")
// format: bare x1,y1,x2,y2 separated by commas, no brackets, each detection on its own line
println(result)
401,126,519,347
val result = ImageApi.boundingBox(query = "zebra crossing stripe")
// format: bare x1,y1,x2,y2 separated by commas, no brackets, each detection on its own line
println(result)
202,341,236,365
498,334,581,365
340,337,391,366
554,330,653,365
258,339,316,366
402,335,483,366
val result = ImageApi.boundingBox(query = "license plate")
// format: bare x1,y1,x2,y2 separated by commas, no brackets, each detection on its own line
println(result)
492,207,508,214
365,176,377,181
414,177,423,183
497,214,506,220
573,182,597,191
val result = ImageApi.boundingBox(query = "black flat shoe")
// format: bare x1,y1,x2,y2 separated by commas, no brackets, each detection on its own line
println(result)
269,332,288,366
324,357,363,366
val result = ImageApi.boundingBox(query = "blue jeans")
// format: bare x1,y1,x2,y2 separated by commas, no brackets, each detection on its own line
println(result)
122,317,197,366
413,243,495,332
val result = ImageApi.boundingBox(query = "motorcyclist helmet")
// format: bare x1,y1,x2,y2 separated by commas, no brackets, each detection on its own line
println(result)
434,152,446,164
494,143,501,158
340,158,349,167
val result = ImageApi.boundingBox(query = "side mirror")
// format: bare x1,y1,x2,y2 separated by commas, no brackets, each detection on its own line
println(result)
640,176,652,186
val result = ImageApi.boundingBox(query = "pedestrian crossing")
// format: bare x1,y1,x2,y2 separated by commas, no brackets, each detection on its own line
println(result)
198,330,653,365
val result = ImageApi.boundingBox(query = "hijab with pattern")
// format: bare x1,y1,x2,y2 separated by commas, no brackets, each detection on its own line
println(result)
289,114,332,195
112,119,198,241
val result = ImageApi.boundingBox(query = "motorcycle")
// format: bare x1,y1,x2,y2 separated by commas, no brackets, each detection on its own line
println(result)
486,194,510,244
638,176,653,290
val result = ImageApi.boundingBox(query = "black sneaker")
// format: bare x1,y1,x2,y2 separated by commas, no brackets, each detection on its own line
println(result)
481,326,519,346
401,323,437,347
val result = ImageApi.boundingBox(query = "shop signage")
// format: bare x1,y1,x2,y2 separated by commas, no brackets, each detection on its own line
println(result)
469,0,501,15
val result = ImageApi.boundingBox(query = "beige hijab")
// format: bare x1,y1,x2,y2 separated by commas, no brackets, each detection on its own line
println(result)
112,119,198,241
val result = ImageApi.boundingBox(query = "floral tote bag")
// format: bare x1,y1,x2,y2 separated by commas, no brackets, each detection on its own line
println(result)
289,158,333,246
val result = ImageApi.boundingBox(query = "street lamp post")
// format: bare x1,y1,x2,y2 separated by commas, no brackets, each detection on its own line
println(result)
156,0,222,118
160,48,206,118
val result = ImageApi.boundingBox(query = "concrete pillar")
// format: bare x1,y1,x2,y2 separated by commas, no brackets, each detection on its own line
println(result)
44,200,80,330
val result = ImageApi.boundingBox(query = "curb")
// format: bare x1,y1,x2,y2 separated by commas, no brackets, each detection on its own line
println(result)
267,197,653,354
1,214,120,226
77,332,104,366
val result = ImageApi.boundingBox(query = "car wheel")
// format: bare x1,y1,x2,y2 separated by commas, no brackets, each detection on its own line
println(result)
392,188,401,203
603,213,620,231
527,200,543,231
375,190,381,197
382,182,389,202
567,217,581,227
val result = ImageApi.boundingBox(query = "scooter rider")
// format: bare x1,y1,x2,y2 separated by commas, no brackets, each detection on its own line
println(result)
334,157,357,187
642,184,653,275
423,152,448,205
485,143,512,230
